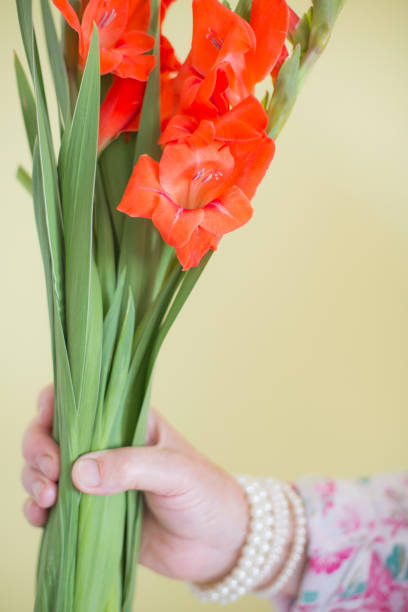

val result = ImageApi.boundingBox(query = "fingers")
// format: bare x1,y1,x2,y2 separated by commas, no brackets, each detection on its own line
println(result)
72,446,193,497
21,464,58,508
23,499,49,527
22,421,60,482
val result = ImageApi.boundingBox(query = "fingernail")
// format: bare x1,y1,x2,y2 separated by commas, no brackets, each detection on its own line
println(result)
38,455,53,479
76,459,101,488
32,481,43,502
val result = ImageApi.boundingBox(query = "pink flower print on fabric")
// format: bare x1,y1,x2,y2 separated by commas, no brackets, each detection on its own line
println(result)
310,547,355,575
338,506,361,535
315,479,337,515
361,551,408,611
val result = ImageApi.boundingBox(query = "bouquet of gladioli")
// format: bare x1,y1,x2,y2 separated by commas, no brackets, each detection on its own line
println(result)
14,0,344,609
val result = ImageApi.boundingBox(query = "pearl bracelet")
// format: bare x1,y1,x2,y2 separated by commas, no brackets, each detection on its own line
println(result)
189,476,306,605
254,482,307,598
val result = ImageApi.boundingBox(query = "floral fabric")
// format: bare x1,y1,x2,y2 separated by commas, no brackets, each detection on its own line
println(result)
272,472,408,612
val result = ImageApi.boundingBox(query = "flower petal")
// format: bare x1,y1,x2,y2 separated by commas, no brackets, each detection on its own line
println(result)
191,0,255,77
113,52,156,81
99,48,123,74
127,0,151,32
245,0,289,85
200,185,253,236
152,200,204,248
231,137,275,199
52,0,81,33
214,95,268,143
159,143,234,208
82,0,129,49
159,115,199,146
99,77,145,148
175,226,218,270
117,154,161,218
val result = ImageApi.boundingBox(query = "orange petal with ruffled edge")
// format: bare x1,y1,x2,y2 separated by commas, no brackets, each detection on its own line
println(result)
117,154,161,218
159,115,199,145
175,226,219,270
113,52,156,80
127,0,151,32
191,0,255,77
200,185,253,236
99,77,145,148
152,200,204,248
82,0,129,49
159,143,234,209
245,0,289,86
52,0,81,32
232,137,275,199
214,95,268,142
98,48,122,74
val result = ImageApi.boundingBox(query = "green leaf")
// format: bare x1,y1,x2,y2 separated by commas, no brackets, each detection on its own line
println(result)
35,304,79,612
98,289,136,449
97,271,126,417
99,135,134,244
235,0,252,21
60,26,101,416
14,52,36,156
16,165,33,194
15,0,34,74
32,141,55,362
268,45,301,139
40,0,71,126
309,0,345,52
32,34,65,328
289,10,311,55
95,166,116,314
134,0,161,162
75,493,126,612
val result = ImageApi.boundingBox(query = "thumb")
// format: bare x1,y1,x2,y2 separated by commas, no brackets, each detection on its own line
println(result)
72,446,191,496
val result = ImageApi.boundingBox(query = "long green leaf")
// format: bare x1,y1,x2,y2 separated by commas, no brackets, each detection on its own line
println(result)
95,165,116,314
32,33,65,328
60,26,101,418
32,141,55,362
14,52,36,155
99,135,134,244
15,0,34,74
35,305,79,612
99,290,136,448
40,0,71,126
134,0,161,163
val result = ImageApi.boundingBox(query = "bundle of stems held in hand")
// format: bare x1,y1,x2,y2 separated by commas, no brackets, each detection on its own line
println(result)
14,0,344,610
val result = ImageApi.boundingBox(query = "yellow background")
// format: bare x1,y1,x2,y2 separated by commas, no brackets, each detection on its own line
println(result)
1,0,407,610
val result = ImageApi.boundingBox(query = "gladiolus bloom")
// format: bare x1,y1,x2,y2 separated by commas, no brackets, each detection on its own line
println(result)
118,143,257,268
52,0,155,80
118,119,274,268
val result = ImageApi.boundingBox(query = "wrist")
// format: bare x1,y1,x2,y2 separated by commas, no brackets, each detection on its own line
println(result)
195,476,250,585
189,477,307,605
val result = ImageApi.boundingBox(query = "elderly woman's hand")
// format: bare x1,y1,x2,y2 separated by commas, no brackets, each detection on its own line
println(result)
21,385,250,585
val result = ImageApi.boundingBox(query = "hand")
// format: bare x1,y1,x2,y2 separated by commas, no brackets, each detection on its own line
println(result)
21,385,250,585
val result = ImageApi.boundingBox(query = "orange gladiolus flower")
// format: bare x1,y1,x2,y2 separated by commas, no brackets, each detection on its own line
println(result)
176,0,289,118
118,113,274,269
118,143,255,269
52,0,155,80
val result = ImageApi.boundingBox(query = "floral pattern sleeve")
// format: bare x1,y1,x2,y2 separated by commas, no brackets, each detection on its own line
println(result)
272,472,408,612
